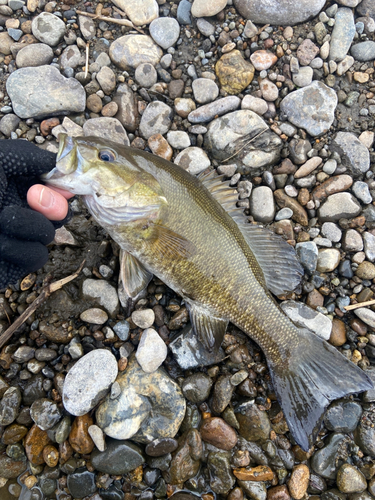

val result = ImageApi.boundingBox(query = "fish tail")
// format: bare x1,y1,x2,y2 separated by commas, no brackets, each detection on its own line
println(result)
268,328,373,451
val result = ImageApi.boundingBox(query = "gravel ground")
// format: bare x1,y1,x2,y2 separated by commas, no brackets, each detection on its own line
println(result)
1,0,375,499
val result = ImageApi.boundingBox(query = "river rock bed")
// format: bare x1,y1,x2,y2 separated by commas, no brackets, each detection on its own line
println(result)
1,0,375,499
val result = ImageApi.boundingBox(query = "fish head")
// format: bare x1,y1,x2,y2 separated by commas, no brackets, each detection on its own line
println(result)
43,134,167,224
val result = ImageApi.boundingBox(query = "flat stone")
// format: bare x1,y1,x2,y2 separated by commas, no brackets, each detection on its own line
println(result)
215,50,254,95
233,0,325,25
139,101,172,139
16,43,53,67
250,186,275,223
135,328,167,373
6,66,85,119
250,50,278,71
31,12,65,46
149,17,180,49
82,279,119,317
96,355,185,442
205,110,281,175
0,453,26,478
109,35,162,70
351,41,375,62
113,83,138,132
0,387,21,426
191,0,227,17
63,349,118,416
280,81,337,137
192,78,219,104
0,32,13,56
67,468,96,499
316,248,341,273
200,417,238,450
280,300,332,340
342,229,363,252
197,19,215,37
329,8,356,61
83,117,129,145
188,96,240,123
167,130,190,149
134,62,157,88
330,132,370,177
145,437,178,457
92,438,145,474
318,193,362,222
174,147,211,175
111,0,158,25
295,241,318,273
78,15,95,40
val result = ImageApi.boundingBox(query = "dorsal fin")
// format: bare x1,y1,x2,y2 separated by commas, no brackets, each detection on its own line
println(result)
198,169,303,297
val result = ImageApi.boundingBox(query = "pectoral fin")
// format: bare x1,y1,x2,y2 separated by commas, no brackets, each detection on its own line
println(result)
187,303,228,352
120,250,153,298
147,224,195,260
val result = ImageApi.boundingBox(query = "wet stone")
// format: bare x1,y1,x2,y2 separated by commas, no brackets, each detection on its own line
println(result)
145,437,178,457
30,398,61,430
324,401,362,433
336,463,367,493
287,464,309,499
67,468,97,499
235,401,271,443
311,433,347,479
0,386,21,426
181,373,213,403
2,424,28,445
200,417,238,450
207,451,236,495
92,438,145,474
280,81,337,137
0,453,26,478
233,465,273,481
296,241,318,273
63,349,118,416
163,429,202,485
237,480,267,500
69,413,95,454
25,424,52,465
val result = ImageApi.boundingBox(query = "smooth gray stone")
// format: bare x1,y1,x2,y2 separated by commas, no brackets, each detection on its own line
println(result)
234,0,325,25
329,8,356,61
351,41,375,61
91,438,145,474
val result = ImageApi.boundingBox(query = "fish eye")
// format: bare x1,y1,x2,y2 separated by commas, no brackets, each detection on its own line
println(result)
99,150,116,162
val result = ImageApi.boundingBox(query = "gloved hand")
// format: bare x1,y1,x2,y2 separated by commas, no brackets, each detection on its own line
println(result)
0,139,67,289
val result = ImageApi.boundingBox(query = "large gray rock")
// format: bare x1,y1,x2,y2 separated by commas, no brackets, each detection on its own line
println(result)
234,0,325,25
31,12,66,46
204,110,282,176
109,35,162,70
149,17,180,49
96,355,186,443
82,117,130,145
112,0,158,26
63,350,118,416
280,81,337,137
318,193,362,222
6,66,85,119
329,8,356,61
330,132,370,177
15,43,53,68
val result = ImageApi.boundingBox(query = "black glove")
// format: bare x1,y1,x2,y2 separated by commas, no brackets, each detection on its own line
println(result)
0,139,66,289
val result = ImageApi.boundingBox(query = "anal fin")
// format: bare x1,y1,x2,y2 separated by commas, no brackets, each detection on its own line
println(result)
120,250,153,298
187,303,228,352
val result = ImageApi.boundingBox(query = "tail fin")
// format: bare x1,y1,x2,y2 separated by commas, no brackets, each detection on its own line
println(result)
268,329,373,451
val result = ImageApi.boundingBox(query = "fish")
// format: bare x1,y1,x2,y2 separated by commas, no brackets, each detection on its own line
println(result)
44,134,373,451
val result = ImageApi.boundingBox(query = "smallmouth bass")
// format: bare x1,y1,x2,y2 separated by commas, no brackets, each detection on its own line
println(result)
45,134,373,450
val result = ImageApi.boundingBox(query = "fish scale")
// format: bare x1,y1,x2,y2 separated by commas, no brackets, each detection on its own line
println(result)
44,134,373,451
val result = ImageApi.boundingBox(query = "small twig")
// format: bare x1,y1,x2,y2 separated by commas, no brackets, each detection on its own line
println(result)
76,10,145,34
256,24,270,35
0,260,85,350
84,42,89,79
344,299,375,311
222,128,268,163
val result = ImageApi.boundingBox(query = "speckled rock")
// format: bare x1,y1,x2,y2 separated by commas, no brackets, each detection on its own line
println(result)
0,387,21,426
318,193,362,222
139,101,172,139
215,50,255,95
174,147,211,175
96,355,185,442
330,132,370,177
31,12,65,46
30,399,61,430
336,464,367,493
109,35,162,70
63,349,118,416
280,81,337,137
234,0,325,25
287,465,309,499
208,451,236,495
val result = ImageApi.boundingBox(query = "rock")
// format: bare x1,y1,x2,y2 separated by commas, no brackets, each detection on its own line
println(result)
16,43,53,67
145,437,178,457
67,468,96,499
174,147,211,175
80,308,108,324
274,190,308,225
311,433,347,479
60,44,82,71
92,438,145,474
96,355,185,442
200,417,238,450
166,429,202,484
250,50,277,71
192,78,219,104
330,132,370,177
297,39,320,65
249,186,275,223
0,453,26,478
280,81,337,137
233,465,273,481
113,84,138,132
280,300,332,340
351,41,375,62
188,96,240,123
109,35,162,70
78,15,95,40
31,12,65,46
181,373,213,403
69,414,94,454
96,66,116,95
295,157,322,179
235,401,271,442
324,401,362,433
318,193,361,222
342,229,363,252
329,8,356,61
260,78,279,101
354,308,375,328
336,464,367,493
233,0,325,25
30,399,61,430
208,451,236,495
139,101,172,139
83,117,129,145
0,114,20,137
132,309,155,329
135,328,167,373
287,465,309,499
149,17,180,49
25,424,52,465
6,66,85,119
177,0,192,24
363,232,375,262
329,318,347,346
191,0,227,17
292,66,313,87
63,349,118,416
352,181,372,205
316,248,341,272
135,62,157,88
215,50,255,95
167,131,190,149
12,346,35,363
0,387,21,425
312,175,353,202
356,261,375,280
241,95,268,115
148,133,173,160
0,32,13,55
82,279,119,317
205,110,281,175
113,0,158,26
296,241,318,273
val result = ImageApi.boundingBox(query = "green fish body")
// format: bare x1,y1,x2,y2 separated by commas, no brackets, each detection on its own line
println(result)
45,135,373,450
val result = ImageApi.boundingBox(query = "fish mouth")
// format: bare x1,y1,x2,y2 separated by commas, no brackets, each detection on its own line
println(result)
43,133,78,181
